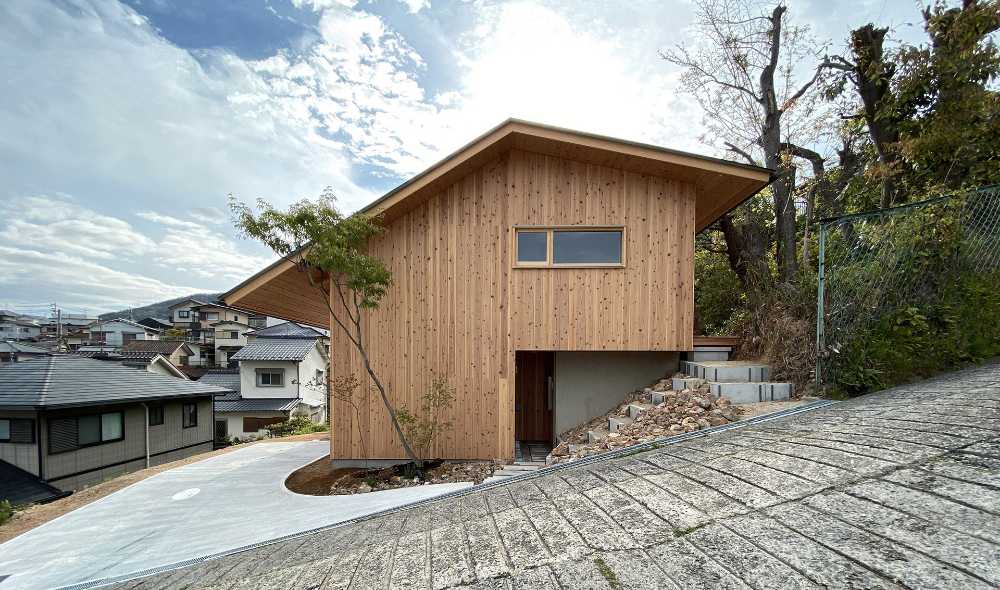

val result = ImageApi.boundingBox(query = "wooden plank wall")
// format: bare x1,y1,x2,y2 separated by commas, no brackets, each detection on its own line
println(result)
331,156,513,460
330,149,696,461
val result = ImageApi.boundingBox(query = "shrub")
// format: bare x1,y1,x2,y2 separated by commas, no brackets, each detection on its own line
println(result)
266,417,328,438
0,500,13,526
396,376,455,460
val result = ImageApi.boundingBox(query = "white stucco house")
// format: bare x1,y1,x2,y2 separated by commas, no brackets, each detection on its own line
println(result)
206,323,328,441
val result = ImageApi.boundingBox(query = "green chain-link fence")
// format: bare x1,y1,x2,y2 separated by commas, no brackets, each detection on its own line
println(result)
816,185,1000,391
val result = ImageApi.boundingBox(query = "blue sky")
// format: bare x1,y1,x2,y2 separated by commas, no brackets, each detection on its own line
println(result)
0,0,927,316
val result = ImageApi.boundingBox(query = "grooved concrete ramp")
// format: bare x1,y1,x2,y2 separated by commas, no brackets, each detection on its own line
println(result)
91,361,1000,590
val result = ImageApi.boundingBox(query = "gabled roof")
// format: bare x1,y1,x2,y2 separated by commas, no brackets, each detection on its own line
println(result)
248,321,329,339
210,320,251,328
122,340,192,355
222,120,773,327
0,356,229,409
119,353,188,379
230,339,317,362
137,317,173,330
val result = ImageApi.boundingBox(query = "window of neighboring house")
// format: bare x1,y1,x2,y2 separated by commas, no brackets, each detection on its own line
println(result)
177,310,190,319
229,331,239,339
315,369,324,384
122,332,137,343
205,312,219,321
182,402,198,428
148,404,164,426
0,418,35,444
256,368,285,387
514,227,625,267
48,411,123,454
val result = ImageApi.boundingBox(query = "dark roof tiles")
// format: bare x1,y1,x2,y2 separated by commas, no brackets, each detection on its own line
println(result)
0,356,229,409
230,339,317,361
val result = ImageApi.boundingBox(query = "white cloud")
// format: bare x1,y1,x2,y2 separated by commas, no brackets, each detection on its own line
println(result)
0,246,200,314
136,211,203,230
156,223,275,282
1,195,156,261
399,0,430,14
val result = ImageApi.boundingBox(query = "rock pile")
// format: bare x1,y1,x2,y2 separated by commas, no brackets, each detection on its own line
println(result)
549,375,740,463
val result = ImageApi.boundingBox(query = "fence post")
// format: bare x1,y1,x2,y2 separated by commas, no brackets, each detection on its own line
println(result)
815,222,827,387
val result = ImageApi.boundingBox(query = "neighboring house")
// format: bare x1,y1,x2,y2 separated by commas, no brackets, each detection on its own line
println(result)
0,356,228,495
168,298,208,338
200,370,297,441
224,119,772,462
0,341,50,363
213,335,328,441
122,340,195,367
40,314,98,340
211,320,250,367
0,311,42,341
136,317,173,331
89,319,161,347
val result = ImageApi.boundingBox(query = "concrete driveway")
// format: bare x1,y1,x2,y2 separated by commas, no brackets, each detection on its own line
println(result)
0,441,470,590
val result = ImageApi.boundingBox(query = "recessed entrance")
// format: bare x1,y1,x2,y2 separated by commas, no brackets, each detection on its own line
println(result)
515,351,554,444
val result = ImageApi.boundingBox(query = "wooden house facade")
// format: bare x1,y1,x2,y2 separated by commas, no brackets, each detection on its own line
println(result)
224,120,771,462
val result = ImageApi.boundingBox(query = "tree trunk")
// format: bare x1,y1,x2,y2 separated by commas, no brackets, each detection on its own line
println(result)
850,24,901,208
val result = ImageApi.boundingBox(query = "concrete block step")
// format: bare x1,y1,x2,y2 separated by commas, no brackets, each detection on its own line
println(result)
689,345,732,362
681,360,771,383
672,377,707,391
706,381,793,404
627,402,654,418
650,391,672,404
608,416,633,433
588,428,609,443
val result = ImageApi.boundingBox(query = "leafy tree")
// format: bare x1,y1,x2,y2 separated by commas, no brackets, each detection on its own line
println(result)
395,375,455,461
230,191,422,466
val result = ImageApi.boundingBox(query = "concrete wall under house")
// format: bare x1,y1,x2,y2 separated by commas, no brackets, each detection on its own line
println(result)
0,409,41,475
553,351,679,435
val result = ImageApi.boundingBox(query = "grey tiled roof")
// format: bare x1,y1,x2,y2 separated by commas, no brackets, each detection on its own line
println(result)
0,356,230,409
199,370,241,394
249,322,329,339
0,341,50,355
230,339,316,361
214,396,298,412
121,340,189,355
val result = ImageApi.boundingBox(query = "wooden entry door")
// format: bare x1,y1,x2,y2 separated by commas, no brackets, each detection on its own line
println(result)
515,351,553,441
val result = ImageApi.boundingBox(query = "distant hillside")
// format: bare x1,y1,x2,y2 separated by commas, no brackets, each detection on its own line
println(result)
99,292,223,322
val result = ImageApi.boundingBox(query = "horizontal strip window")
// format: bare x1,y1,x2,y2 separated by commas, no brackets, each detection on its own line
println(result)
514,227,625,267
0,418,35,444
48,411,124,455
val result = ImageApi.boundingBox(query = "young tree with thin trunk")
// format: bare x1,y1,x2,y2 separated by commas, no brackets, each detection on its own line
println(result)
230,191,422,467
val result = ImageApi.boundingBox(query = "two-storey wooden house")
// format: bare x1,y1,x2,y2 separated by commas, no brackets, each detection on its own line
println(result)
224,120,772,462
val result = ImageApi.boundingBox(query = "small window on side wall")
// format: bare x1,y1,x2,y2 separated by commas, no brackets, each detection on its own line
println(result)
256,368,285,387
182,402,198,428
514,227,624,267
148,404,164,426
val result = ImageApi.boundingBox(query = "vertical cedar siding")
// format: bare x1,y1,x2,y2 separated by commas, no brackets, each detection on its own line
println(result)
330,148,695,461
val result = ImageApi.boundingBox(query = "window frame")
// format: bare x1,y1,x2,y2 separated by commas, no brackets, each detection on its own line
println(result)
148,404,164,426
182,402,198,429
0,418,30,443
47,411,124,455
177,310,190,319
256,368,285,387
513,226,626,268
